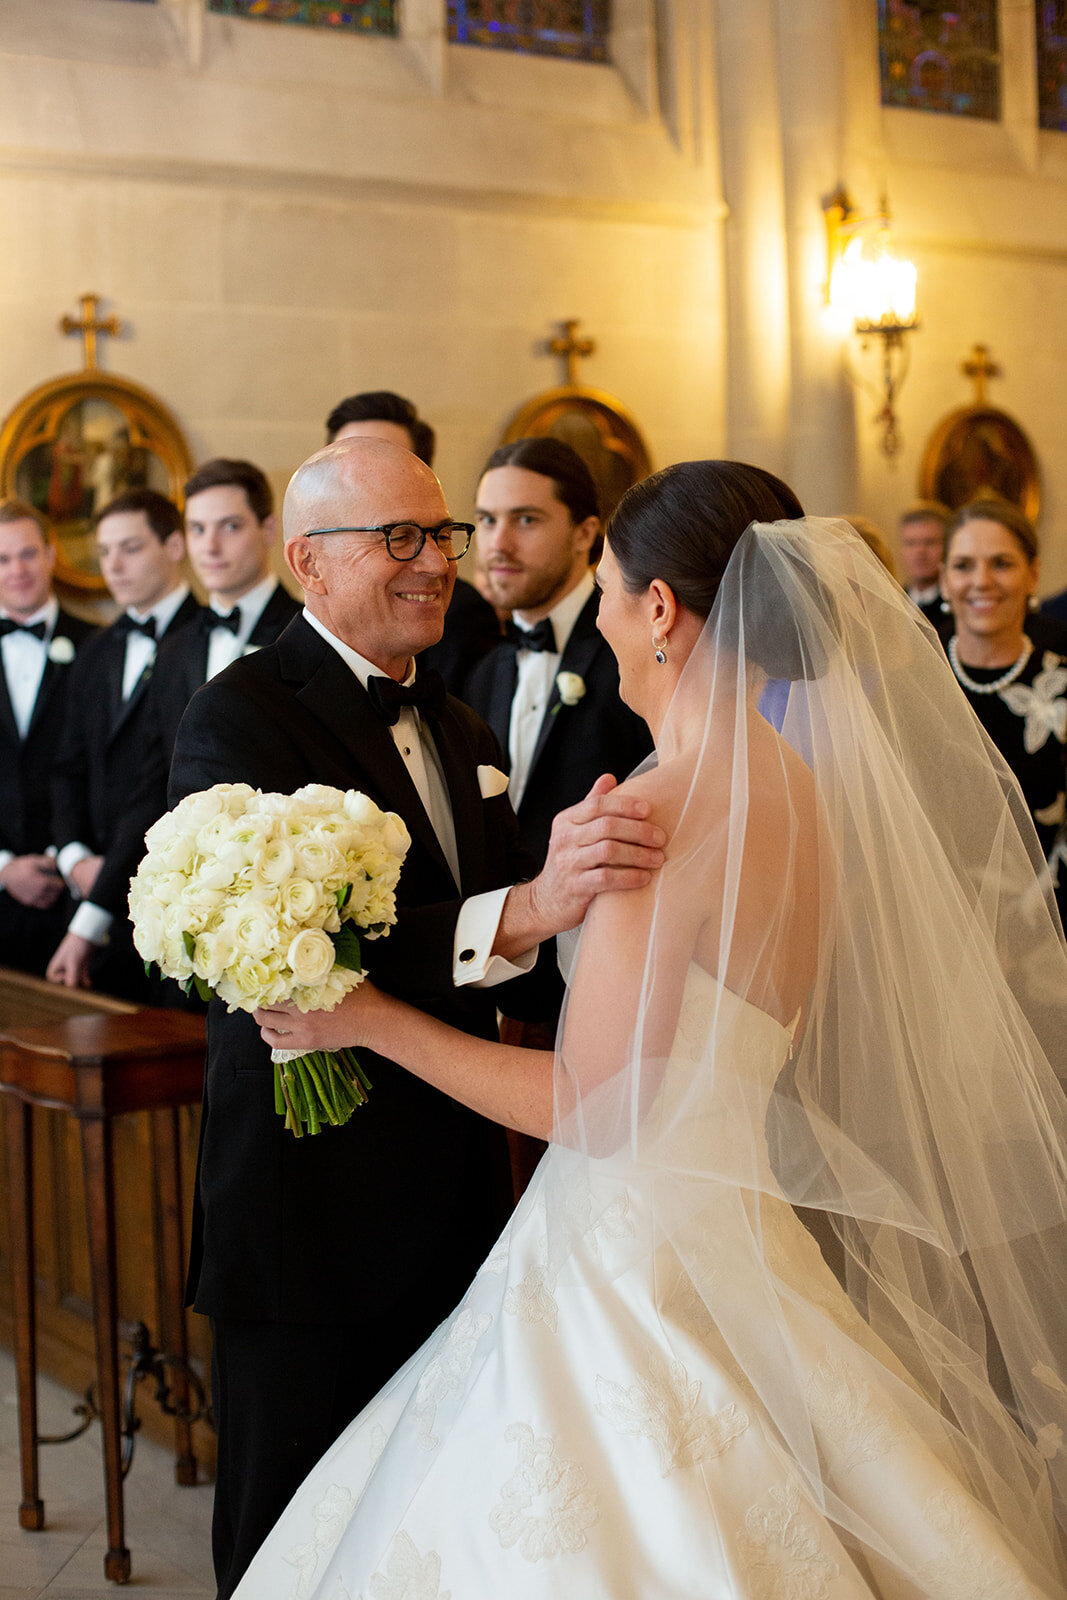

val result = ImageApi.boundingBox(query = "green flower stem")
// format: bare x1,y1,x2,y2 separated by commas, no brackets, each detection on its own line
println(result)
294,1057,320,1136
272,1048,373,1137
304,1054,339,1127
273,1063,285,1116
278,1071,302,1138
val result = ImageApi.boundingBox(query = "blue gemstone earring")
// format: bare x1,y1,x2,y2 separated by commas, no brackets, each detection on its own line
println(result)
653,637,667,665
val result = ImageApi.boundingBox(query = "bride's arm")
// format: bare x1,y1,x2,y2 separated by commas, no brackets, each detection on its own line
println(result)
256,985,554,1138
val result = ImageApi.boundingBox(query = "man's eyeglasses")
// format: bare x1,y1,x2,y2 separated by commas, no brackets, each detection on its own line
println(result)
304,521,474,562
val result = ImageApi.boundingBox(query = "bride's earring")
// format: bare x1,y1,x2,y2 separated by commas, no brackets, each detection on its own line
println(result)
653,636,668,665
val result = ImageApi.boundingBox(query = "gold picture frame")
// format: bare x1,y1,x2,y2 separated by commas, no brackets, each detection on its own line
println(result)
501,384,652,522
919,403,1040,524
0,370,193,592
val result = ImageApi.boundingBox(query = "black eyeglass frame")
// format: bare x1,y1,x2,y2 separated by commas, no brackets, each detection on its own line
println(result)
303,521,474,561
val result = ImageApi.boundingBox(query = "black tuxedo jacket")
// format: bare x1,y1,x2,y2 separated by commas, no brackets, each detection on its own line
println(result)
464,589,653,869
169,616,538,1324
0,607,98,859
419,575,501,694
87,583,301,918
52,592,203,860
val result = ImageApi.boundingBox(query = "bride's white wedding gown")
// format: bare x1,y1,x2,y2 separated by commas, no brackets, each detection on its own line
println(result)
234,968,1055,1599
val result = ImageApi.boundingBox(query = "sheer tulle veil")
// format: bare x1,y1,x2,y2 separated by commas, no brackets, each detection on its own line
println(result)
551,516,1067,1586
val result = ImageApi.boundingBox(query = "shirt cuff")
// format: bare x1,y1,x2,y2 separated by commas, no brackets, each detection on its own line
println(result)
0,850,14,883
68,901,114,946
453,886,537,988
57,841,93,888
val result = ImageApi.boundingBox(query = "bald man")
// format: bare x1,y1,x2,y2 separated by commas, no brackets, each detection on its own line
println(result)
168,440,665,1599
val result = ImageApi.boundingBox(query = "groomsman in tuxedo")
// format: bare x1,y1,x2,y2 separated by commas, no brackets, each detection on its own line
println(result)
465,438,653,872
0,500,96,975
169,438,665,1598
47,459,300,991
49,489,200,998
326,389,500,690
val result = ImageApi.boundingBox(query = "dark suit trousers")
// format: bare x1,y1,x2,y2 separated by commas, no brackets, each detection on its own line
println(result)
210,1265,467,1600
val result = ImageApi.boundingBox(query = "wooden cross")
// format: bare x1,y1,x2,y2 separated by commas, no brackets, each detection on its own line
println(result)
59,292,122,370
962,342,1001,407
548,319,596,386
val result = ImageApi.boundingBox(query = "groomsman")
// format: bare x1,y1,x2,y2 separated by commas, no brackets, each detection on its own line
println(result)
49,488,200,998
0,499,96,975
47,459,300,991
326,389,500,691
465,438,652,871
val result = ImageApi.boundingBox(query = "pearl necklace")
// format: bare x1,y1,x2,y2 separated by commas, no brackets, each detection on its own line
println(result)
949,634,1033,695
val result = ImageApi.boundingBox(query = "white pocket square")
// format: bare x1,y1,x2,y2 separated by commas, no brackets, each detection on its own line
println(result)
477,764,509,799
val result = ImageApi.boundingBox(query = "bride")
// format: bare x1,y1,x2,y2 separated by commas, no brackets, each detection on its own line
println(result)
246,462,1067,1599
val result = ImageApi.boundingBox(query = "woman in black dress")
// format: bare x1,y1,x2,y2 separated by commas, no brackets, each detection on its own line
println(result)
941,497,1067,912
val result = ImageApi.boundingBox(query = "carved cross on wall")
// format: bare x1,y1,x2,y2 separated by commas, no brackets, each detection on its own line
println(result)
548,319,596,386
60,292,122,371
962,342,1002,407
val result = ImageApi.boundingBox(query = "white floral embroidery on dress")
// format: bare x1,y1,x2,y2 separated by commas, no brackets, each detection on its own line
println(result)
283,1483,356,1599
412,1308,492,1449
738,1480,839,1600
489,1422,598,1562
805,1353,901,1477
358,1531,450,1600
1000,655,1067,754
503,1263,559,1334
595,1351,749,1476
480,1237,509,1276
918,1491,1029,1600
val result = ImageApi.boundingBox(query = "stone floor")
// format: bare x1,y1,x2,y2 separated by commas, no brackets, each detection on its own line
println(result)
0,1347,214,1598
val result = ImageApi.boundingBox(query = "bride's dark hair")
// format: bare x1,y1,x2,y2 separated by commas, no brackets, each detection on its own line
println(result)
606,460,804,617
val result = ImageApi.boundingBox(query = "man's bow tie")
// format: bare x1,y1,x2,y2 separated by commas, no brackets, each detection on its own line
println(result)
505,617,556,653
115,612,157,640
0,618,47,641
200,606,242,636
367,670,446,727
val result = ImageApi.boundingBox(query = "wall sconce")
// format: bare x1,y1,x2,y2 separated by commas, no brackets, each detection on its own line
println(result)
823,187,920,458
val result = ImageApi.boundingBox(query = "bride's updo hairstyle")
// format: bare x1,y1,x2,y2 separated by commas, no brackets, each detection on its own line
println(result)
606,459,804,619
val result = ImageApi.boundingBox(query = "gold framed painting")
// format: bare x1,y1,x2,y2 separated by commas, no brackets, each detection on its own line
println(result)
0,371,193,592
919,404,1040,523
500,385,652,522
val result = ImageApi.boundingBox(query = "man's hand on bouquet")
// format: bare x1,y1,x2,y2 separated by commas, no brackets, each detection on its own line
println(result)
255,981,390,1054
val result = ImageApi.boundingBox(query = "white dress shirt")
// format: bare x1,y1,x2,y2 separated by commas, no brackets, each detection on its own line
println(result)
908,582,941,607
120,583,190,702
304,608,535,989
206,574,279,681
509,570,594,808
0,596,59,740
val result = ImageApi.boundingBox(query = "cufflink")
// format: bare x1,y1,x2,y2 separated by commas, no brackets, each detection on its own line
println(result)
459,948,476,964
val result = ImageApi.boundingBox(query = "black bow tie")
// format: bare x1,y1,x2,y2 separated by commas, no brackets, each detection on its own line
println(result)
367,670,446,727
200,606,242,636
505,617,556,653
0,618,47,641
115,612,157,640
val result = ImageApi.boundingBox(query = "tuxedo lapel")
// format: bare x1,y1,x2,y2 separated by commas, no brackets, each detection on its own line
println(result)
527,591,602,780
249,584,299,647
432,702,486,895
484,645,518,767
281,622,453,882
25,610,80,739
108,594,200,743
0,654,18,745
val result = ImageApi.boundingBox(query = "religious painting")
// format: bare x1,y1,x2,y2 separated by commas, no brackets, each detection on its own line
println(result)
919,406,1040,523
501,387,651,523
878,0,1001,119
207,0,396,32
448,0,610,63
0,373,193,592
1037,1,1067,131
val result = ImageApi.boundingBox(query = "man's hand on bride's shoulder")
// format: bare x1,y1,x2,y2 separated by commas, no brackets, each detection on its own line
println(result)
255,982,390,1055
505,774,666,948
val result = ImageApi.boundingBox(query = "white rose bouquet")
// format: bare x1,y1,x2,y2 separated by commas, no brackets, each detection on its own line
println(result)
128,782,410,1137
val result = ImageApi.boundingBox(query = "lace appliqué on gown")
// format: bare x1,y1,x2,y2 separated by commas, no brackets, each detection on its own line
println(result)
503,1260,559,1334
805,1353,902,1478
738,1481,840,1600
412,1309,492,1450
595,1351,749,1476
919,1492,1029,1600
359,1532,450,1600
283,1484,356,1599
488,1422,598,1562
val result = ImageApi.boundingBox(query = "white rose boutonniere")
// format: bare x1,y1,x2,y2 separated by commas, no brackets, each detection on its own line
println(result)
48,635,75,665
554,671,587,712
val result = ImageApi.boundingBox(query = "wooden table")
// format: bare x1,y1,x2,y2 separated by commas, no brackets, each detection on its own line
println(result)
0,969,205,1583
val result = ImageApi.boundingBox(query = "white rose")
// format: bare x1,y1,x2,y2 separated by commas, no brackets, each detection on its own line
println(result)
48,635,75,664
143,810,184,855
252,839,295,887
130,900,165,963
226,955,278,1009
381,813,411,861
294,837,345,880
224,900,281,955
192,929,233,985
294,783,346,813
286,928,335,987
343,790,385,829
279,877,323,923
556,671,586,707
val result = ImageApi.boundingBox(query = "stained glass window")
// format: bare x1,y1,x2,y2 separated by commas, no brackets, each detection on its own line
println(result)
1037,2,1067,130
878,1,1000,120
207,0,396,34
448,1,610,64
